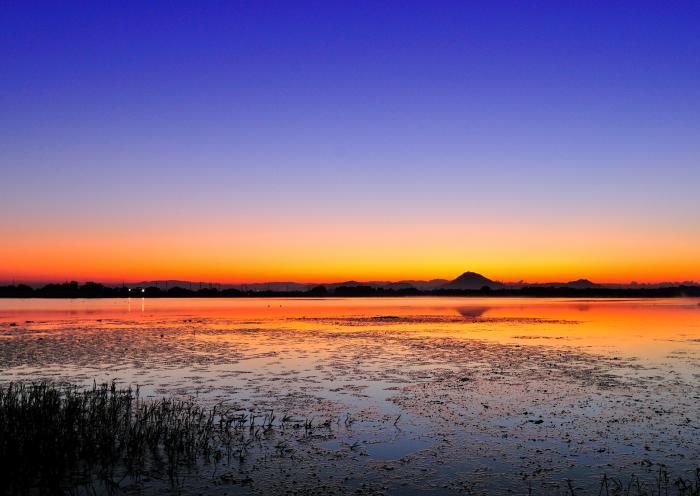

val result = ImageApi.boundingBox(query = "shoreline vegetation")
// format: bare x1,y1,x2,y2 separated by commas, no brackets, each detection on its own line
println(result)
1,281,699,299
1,381,698,495
0,381,280,494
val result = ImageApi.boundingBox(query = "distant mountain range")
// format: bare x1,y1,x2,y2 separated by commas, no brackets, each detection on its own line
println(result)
121,272,696,292
123,279,450,292
434,272,600,290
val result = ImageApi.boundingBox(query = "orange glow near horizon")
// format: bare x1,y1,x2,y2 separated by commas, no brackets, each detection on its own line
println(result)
2,216,698,285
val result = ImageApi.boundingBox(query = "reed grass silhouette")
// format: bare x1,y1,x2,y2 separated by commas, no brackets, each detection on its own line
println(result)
0,381,263,494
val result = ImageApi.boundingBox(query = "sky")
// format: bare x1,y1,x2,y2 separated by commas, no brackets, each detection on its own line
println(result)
1,1,699,284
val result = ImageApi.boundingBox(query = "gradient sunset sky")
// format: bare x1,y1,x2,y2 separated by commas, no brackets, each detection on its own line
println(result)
1,1,699,284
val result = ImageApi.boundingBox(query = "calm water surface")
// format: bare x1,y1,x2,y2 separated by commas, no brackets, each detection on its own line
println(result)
1,297,699,494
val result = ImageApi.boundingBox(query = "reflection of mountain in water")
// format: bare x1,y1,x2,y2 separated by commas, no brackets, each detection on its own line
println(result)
571,304,591,312
457,306,491,320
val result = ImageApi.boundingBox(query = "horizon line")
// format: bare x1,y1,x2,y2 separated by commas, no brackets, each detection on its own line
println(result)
3,274,699,288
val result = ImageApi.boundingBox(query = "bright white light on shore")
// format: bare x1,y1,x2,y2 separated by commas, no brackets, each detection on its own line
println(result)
141,288,145,293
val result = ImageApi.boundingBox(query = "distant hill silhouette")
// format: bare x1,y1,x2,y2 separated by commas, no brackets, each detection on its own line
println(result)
520,278,600,289
126,279,449,292
563,278,598,289
111,276,698,293
441,272,503,290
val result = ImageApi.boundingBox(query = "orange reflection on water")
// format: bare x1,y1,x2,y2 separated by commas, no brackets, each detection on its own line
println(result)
1,297,698,364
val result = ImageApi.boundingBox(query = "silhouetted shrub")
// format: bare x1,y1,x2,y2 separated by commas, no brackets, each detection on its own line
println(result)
308,285,328,296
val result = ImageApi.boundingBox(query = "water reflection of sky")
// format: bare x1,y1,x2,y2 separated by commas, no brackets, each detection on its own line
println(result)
1,297,699,493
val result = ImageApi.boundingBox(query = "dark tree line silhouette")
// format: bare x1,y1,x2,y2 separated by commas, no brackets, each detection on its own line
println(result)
0,281,698,298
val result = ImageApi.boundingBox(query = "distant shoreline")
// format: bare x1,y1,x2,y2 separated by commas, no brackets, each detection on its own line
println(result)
1,282,699,299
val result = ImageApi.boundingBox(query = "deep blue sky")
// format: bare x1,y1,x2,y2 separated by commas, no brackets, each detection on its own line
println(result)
1,1,699,282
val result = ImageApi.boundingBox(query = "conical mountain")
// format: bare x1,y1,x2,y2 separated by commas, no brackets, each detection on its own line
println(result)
441,271,502,290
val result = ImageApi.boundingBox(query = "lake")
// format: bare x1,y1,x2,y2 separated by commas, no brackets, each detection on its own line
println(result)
1,297,699,494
